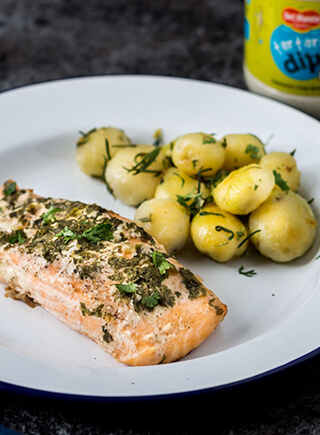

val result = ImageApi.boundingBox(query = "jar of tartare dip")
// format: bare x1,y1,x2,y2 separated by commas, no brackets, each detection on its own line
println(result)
244,0,320,118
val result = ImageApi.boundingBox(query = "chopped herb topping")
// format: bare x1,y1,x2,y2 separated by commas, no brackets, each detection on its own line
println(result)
173,172,185,188
179,268,206,299
8,229,26,245
238,265,257,277
152,250,176,275
153,128,163,147
177,190,205,217
245,144,262,160
102,325,113,343
273,170,290,192
199,211,225,217
203,134,216,144
116,283,137,294
3,181,17,196
139,214,152,223
80,302,104,317
77,128,97,146
237,229,261,248
215,225,234,240
42,206,62,224
142,292,160,309
124,147,162,176
56,221,113,243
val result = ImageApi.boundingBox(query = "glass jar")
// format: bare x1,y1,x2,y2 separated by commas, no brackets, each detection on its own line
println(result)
244,0,320,118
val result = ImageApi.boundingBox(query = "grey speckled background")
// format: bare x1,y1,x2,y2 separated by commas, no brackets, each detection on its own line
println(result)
1,1,320,434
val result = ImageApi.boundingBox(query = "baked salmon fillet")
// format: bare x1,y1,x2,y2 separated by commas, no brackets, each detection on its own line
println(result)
0,180,227,366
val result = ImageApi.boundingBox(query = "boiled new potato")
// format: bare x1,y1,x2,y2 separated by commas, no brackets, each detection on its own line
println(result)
260,151,300,191
221,133,266,171
172,132,226,177
134,198,190,254
105,145,162,206
76,127,132,177
154,167,211,202
191,204,249,262
214,164,275,215
249,188,317,262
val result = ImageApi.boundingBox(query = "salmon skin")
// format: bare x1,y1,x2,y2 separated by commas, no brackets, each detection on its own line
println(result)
0,180,227,366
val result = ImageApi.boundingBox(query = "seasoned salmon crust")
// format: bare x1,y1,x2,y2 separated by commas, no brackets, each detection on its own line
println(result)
0,180,227,366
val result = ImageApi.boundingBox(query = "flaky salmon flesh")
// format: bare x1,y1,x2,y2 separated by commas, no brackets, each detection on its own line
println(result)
0,180,227,366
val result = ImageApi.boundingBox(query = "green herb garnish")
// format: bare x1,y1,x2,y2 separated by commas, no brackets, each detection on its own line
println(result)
237,229,261,249
81,222,113,242
173,172,185,188
152,250,176,275
8,230,26,245
177,190,205,217
238,265,257,277
124,147,162,176
42,206,62,224
273,170,289,192
56,222,113,243
142,292,160,309
199,211,225,217
203,134,216,144
139,214,152,223
116,283,137,294
245,144,262,160
3,182,17,196
215,225,234,240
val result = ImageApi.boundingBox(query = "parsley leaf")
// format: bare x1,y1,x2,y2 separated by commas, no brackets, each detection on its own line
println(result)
42,206,62,224
116,283,137,294
56,227,77,242
142,292,160,309
3,181,17,196
203,134,216,144
56,222,113,243
245,144,262,160
81,222,113,242
273,170,289,192
152,251,176,275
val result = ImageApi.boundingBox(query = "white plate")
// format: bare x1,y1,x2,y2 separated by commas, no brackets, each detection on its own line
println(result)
0,75,320,399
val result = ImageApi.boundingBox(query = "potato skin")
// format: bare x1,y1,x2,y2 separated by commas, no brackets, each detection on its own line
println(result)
213,164,275,215
105,145,162,206
134,198,190,254
260,151,300,191
172,132,226,177
191,204,249,262
248,188,317,262
222,133,266,172
154,167,211,202
76,127,132,177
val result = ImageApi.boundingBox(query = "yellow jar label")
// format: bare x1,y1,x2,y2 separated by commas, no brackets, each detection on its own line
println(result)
244,0,320,96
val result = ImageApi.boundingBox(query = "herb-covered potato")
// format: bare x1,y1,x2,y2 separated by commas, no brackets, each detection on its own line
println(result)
213,164,275,215
248,189,317,262
105,145,163,207
76,127,132,177
154,167,211,202
221,133,266,172
171,132,226,177
191,204,249,262
134,198,190,254
259,151,300,192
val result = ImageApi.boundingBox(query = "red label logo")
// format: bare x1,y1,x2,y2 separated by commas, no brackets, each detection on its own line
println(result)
282,8,320,30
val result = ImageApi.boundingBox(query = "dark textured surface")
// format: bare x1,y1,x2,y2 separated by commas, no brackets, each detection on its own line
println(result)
1,1,320,434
